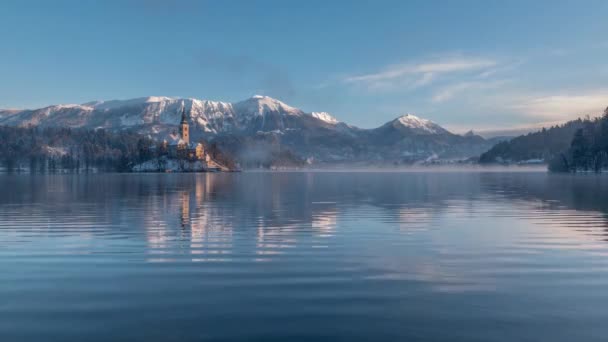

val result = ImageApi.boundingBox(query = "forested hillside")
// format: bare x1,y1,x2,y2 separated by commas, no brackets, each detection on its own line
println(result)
0,126,235,172
479,119,588,163
548,109,608,172
0,126,159,172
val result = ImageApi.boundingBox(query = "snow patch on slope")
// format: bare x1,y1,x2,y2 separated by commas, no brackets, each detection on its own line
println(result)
395,114,448,134
85,96,176,111
120,113,145,127
38,104,94,116
234,95,302,116
310,112,339,124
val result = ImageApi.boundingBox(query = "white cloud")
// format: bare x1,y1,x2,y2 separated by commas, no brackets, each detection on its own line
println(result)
432,80,508,103
512,91,608,120
477,69,498,79
432,82,476,102
343,56,498,90
411,72,435,88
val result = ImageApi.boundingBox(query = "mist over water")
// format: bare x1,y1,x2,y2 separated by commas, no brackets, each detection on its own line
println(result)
1,172,608,341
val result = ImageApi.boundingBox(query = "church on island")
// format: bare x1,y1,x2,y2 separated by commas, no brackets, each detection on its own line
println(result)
167,108,208,162
143,107,231,172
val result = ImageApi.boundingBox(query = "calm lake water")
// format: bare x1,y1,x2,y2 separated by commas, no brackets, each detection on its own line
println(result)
1,171,608,341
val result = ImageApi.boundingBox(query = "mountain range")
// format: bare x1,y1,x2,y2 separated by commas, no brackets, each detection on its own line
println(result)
0,95,496,165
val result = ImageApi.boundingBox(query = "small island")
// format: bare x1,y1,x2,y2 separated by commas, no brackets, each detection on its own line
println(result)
133,108,233,173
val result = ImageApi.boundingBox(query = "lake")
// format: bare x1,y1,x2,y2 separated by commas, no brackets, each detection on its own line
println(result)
1,171,608,341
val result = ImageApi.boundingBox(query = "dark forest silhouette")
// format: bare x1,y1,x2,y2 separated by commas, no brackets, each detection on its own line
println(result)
548,108,608,172
480,107,608,173
0,126,235,173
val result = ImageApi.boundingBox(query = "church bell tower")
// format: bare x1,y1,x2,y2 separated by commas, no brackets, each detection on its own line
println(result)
179,107,190,145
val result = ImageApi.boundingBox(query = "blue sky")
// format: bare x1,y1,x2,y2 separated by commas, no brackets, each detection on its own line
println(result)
1,0,607,132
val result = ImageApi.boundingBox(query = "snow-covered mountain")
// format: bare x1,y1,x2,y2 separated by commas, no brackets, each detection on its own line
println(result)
310,112,339,125
391,114,450,135
0,95,493,163
0,95,343,135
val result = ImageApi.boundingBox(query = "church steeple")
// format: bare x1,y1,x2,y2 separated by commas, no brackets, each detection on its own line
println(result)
180,107,188,125
179,106,190,145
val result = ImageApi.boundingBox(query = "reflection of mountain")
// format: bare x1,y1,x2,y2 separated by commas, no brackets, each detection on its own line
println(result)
477,173,608,246
479,172,608,213
2,172,607,267
143,175,237,259
3,172,606,240
2,172,608,299
156,172,608,272
134,173,342,261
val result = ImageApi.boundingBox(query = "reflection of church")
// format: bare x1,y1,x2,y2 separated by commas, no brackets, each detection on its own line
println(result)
180,190,190,229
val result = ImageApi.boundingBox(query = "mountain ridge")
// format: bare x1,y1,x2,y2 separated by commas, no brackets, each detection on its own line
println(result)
0,95,493,164
0,95,449,133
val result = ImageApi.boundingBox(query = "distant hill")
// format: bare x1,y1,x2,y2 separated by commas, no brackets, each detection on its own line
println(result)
485,136,514,145
479,119,589,164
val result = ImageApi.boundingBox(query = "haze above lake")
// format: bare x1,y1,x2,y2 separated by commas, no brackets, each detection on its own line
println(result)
1,172,608,341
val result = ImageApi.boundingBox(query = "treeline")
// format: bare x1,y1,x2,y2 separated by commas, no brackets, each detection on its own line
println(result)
479,119,587,163
0,126,235,173
0,126,159,172
548,108,608,173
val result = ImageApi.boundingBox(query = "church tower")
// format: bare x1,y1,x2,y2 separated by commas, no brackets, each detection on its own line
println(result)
179,107,190,145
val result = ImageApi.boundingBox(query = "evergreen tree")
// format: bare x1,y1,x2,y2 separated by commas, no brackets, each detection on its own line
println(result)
570,129,588,171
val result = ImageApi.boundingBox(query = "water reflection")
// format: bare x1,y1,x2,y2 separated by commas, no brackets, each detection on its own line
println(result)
2,172,608,341
1,172,608,255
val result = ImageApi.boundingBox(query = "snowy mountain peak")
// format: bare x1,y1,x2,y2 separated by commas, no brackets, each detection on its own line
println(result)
393,114,449,135
83,96,177,111
48,104,94,111
234,95,302,116
0,95,463,141
311,112,339,124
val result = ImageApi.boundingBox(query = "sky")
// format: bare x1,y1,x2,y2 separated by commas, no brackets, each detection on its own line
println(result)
1,0,607,134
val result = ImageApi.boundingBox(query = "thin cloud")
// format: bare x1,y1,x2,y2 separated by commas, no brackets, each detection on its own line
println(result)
411,72,435,88
343,57,498,90
432,82,477,103
477,69,498,79
512,91,608,121
432,80,508,103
